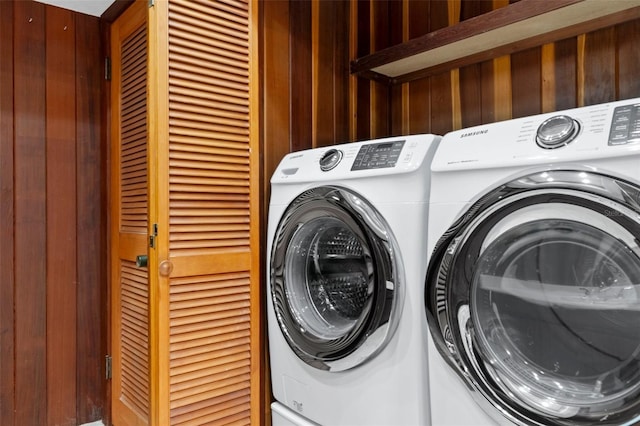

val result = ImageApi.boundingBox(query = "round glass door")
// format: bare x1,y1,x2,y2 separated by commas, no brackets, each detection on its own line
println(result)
426,170,640,425
272,186,403,371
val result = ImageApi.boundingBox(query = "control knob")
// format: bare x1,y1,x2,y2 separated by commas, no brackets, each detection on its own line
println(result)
319,149,343,171
536,115,580,149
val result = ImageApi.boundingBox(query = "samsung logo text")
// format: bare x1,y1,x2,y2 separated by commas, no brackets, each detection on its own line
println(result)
460,129,488,138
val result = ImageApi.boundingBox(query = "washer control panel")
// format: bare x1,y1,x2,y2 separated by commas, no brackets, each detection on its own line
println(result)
350,140,405,171
608,103,640,145
271,134,439,184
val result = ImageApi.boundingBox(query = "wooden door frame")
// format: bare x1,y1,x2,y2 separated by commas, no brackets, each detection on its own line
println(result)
147,1,169,423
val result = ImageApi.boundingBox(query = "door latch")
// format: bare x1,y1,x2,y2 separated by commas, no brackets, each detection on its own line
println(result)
149,223,158,248
105,355,112,380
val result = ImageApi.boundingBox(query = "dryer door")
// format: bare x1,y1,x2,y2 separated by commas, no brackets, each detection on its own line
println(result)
426,170,640,425
271,186,403,371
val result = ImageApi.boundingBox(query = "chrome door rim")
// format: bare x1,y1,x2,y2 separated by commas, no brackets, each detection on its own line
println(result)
426,169,640,425
272,186,404,371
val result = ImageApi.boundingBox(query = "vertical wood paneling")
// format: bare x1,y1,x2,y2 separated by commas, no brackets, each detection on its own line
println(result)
582,27,616,106
0,2,15,424
616,20,640,100
492,55,511,121
13,2,47,425
459,0,493,128
314,0,336,146
260,11,291,416
459,64,483,127
511,47,542,118
46,7,78,426
313,0,350,146
1,3,105,425
0,2,105,425
347,2,640,138
370,0,389,137
262,0,351,233
490,0,511,122
291,0,312,151
480,59,496,123
404,2,424,134
430,0,454,134
540,43,555,113
448,0,462,130
389,0,404,135
355,0,371,140
406,0,431,135
332,1,350,144
429,71,453,134
553,38,577,111
75,12,106,424
262,0,291,186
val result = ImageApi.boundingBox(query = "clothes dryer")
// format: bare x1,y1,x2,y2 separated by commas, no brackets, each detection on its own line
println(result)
425,99,640,425
267,134,440,425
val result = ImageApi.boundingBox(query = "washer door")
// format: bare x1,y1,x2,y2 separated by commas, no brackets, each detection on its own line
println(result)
426,170,640,425
271,186,403,371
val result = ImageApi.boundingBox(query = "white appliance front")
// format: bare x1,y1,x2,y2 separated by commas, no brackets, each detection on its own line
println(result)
426,99,640,426
267,134,440,426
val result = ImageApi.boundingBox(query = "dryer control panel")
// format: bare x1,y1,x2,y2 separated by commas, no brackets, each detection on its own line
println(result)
432,97,640,173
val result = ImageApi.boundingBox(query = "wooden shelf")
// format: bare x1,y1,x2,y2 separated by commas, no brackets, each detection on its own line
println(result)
350,0,640,85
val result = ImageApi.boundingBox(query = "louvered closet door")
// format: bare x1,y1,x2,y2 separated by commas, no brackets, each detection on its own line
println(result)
110,1,151,425
111,1,259,424
149,0,261,425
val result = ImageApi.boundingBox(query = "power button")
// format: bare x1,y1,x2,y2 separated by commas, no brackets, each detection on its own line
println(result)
319,149,343,171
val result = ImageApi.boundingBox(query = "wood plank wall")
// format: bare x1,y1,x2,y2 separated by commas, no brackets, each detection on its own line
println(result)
0,1,106,425
261,0,350,188
367,0,640,135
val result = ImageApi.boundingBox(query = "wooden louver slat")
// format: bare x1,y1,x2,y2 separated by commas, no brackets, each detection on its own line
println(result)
120,260,150,417
167,271,251,423
120,24,148,233
169,1,249,255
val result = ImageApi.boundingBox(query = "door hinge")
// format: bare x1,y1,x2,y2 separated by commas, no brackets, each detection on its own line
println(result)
148,0,154,8
105,355,112,380
149,223,158,248
104,57,111,81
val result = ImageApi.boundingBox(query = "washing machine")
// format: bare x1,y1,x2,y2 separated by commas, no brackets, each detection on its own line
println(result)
425,98,640,426
267,134,441,425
